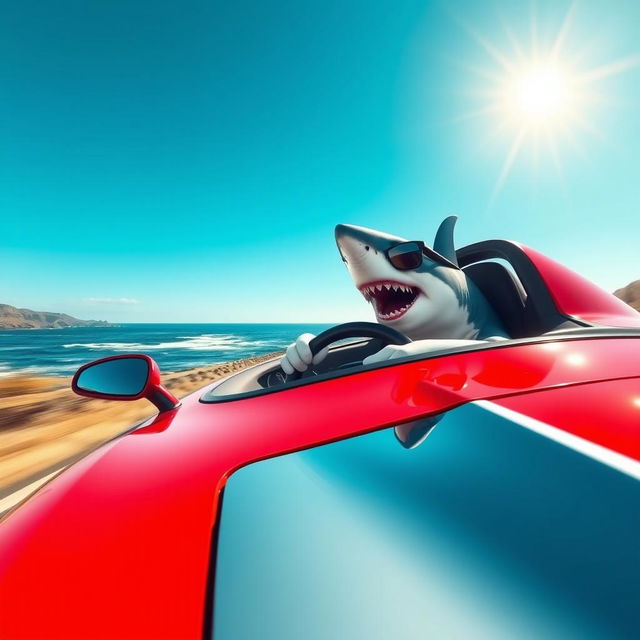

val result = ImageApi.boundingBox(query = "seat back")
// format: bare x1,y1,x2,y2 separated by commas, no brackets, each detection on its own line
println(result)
457,240,585,337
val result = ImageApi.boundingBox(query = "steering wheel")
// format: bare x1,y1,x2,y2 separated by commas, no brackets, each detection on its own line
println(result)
285,321,411,382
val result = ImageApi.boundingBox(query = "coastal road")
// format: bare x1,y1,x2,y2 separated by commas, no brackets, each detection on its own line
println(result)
0,466,65,517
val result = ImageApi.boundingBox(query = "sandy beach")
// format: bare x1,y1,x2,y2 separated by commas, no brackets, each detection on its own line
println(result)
0,352,282,508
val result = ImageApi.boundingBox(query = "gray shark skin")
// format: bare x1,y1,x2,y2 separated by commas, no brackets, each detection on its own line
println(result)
334,217,509,341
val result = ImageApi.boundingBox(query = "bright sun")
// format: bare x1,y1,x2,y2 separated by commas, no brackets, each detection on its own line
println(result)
512,66,570,121
457,6,640,197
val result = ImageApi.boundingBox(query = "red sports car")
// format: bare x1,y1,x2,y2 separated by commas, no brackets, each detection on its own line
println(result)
1,239,639,639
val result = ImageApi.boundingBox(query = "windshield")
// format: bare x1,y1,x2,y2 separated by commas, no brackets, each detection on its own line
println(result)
212,401,640,639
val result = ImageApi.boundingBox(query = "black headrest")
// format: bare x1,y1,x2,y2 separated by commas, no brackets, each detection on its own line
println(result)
457,240,584,336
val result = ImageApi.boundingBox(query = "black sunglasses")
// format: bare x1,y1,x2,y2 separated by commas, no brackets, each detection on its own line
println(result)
385,241,460,271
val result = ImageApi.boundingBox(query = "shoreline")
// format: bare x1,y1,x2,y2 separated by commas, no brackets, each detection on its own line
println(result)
0,324,115,331
0,352,282,506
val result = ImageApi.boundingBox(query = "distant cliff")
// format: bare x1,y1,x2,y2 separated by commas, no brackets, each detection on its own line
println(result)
614,280,640,312
0,304,112,329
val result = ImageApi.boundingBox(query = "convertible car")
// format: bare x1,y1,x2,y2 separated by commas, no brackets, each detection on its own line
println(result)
1,239,639,639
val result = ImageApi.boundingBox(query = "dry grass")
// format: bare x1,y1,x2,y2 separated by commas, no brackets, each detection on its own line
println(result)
0,353,281,499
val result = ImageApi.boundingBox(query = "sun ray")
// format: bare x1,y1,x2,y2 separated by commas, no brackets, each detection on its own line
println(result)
579,90,625,108
473,32,520,76
576,54,640,84
452,13,520,76
529,2,539,60
491,126,528,200
497,12,527,65
550,2,577,62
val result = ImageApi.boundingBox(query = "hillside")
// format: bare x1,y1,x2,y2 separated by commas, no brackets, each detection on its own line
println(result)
613,280,640,312
0,304,111,329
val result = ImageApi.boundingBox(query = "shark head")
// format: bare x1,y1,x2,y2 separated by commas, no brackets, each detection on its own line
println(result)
334,216,507,340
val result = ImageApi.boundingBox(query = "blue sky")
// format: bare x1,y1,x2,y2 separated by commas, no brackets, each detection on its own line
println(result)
1,0,639,323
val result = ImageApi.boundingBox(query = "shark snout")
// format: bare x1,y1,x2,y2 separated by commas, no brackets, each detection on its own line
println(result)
336,224,408,297
334,223,404,266
335,232,371,266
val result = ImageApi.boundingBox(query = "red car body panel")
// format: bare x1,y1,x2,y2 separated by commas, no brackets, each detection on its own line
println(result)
519,245,640,328
1,337,640,639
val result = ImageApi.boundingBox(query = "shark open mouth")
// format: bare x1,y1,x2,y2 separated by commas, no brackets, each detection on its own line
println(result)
359,280,421,321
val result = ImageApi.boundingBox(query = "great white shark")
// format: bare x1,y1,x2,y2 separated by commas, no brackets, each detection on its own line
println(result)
335,216,508,341
281,216,508,376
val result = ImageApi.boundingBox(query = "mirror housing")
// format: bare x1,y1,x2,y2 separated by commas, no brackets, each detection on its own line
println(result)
72,354,180,413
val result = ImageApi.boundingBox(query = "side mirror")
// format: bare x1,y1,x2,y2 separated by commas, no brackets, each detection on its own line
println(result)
72,354,180,413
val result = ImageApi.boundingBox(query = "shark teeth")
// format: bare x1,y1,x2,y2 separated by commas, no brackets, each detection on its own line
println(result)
358,280,421,319
378,305,410,320
360,281,415,295
361,282,397,301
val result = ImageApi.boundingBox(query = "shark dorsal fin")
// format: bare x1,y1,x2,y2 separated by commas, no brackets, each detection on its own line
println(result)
433,215,459,267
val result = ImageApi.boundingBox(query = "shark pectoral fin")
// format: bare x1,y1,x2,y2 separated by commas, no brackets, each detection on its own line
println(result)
362,345,399,365
394,413,444,449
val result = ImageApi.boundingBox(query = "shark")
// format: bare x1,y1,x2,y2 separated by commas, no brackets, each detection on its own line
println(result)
280,216,509,377
334,216,508,342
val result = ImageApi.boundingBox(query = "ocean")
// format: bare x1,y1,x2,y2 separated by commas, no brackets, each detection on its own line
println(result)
0,323,333,377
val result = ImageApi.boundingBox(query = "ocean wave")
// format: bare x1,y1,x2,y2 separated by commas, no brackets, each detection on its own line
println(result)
63,334,278,352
